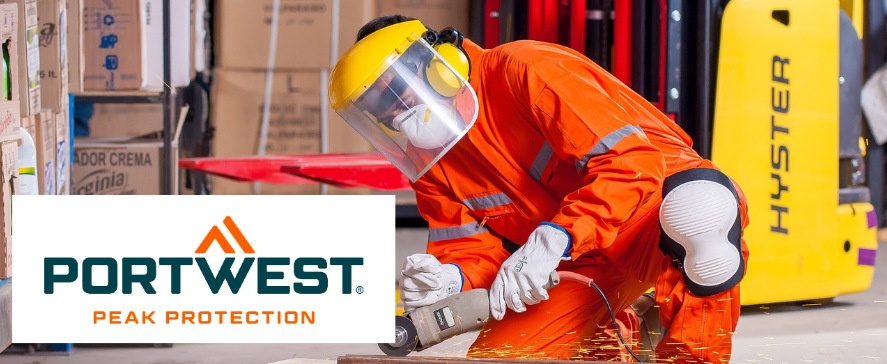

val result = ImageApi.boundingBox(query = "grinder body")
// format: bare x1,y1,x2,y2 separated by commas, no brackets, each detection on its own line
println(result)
380,271,560,356
410,288,490,349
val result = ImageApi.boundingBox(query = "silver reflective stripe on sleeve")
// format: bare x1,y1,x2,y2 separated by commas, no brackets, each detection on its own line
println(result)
575,124,646,172
462,193,513,210
429,222,489,242
530,141,555,182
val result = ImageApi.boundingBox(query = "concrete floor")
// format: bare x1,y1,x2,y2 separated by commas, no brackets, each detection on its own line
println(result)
1,229,885,364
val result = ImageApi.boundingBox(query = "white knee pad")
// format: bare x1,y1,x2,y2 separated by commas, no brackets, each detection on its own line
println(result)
660,178,743,296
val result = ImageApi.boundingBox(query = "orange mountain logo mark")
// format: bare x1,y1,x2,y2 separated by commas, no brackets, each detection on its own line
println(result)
195,216,255,254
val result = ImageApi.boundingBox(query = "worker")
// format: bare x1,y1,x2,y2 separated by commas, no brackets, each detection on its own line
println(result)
329,16,750,363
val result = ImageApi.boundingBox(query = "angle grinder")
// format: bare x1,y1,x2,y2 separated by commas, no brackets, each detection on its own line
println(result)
379,271,562,356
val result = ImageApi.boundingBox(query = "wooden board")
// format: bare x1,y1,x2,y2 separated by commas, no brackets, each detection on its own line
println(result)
337,356,611,364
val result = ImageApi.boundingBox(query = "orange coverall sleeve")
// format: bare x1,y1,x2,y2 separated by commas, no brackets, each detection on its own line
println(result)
411,176,512,291
506,48,666,258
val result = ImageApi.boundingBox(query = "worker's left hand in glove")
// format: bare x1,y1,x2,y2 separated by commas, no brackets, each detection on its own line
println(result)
490,223,572,320
400,254,464,311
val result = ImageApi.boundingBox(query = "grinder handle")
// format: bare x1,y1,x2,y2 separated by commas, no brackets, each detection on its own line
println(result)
542,271,560,289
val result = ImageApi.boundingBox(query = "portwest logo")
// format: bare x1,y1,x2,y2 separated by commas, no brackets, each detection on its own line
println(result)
44,216,364,296
15,196,390,343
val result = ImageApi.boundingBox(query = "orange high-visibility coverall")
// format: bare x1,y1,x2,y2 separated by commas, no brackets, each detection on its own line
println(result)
411,39,749,362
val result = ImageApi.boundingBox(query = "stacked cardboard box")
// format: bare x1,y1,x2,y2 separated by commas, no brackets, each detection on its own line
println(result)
73,0,189,91
67,0,193,196
22,109,53,195
35,109,54,194
73,135,177,195
212,0,447,195
65,0,81,92
0,4,23,278
37,0,67,114
72,106,182,195
0,0,41,117
210,0,471,195
211,0,360,195
377,0,470,32
87,103,162,137
36,0,68,194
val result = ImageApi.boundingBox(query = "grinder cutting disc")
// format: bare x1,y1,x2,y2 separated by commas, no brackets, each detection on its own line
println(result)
379,315,419,356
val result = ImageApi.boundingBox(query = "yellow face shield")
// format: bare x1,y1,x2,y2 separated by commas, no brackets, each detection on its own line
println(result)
331,34,478,182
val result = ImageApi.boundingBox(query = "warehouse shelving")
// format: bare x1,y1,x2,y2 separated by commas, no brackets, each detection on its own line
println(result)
72,91,164,104
72,0,180,195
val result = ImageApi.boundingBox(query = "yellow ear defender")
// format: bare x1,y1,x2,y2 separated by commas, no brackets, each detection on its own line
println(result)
422,27,472,98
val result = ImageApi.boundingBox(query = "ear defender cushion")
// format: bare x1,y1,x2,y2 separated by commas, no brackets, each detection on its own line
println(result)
425,43,470,98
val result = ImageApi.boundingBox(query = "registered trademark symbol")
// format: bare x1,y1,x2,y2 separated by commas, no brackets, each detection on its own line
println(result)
356,286,364,294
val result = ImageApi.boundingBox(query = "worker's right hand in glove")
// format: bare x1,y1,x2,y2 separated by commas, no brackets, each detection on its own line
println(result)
490,223,572,320
400,254,464,311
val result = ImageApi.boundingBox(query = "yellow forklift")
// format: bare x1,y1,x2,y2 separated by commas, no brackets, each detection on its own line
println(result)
710,0,879,304
467,0,881,305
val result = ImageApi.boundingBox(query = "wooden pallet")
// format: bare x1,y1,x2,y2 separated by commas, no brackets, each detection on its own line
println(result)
336,356,611,364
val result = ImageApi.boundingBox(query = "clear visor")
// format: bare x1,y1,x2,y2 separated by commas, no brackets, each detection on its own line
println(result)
335,39,478,182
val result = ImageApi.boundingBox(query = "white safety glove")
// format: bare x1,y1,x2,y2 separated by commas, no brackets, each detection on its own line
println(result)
399,254,464,311
490,223,572,320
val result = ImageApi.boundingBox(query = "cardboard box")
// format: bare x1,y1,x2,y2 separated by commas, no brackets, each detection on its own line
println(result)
34,108,53,194
0,0,41,115
143,0,189,90
73,135,171,195
88,103,161,137
327,0,377,195
336,0,376,58
36,0,67,114
22,109,53,194
210,68,321,195
0,140,18,278
215,0,333,70
0,5,20,276
65,0,81,92
0,4,24,143
82,0,144,90
377,0,469,34
21,113,32,130
55,109,67,194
